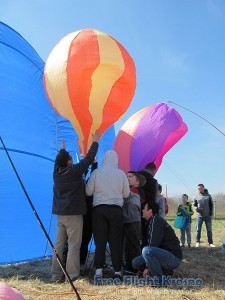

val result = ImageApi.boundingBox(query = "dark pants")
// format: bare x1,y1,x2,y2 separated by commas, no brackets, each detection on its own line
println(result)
123,222,142,270
132,246,181,285
92,205,123,272
141,217,148,248
80,198,93,264
196,216,213,244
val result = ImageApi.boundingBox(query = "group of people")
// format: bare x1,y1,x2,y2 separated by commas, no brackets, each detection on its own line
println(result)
51,134,214,286
176,185,215,248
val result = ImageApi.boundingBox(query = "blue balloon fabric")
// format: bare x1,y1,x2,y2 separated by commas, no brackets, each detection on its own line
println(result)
0,22,115,264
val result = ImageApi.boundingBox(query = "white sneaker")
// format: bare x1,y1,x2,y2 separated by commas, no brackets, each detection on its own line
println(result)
196,242,200,247
95,268,103,277
209,244,215,247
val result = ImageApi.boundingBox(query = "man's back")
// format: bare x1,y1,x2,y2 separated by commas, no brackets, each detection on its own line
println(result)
86,150,130,207
53,141,99,215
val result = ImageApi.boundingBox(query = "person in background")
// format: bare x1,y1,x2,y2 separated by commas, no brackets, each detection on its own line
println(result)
79,158,98,267
156,184,166,219
194,184,215,248
123,172,146,274
137,162,158,248
86,150,130,279
132,202,182,286
137,162,158,203
51,131,101,283
177,194,194,247
127,171,146,203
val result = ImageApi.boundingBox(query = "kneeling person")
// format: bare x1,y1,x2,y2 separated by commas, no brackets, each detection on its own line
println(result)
132,202,182,286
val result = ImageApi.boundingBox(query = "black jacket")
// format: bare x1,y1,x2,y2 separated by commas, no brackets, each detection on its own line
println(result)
52,142,98,215
146,215,183,260
137,170,158,203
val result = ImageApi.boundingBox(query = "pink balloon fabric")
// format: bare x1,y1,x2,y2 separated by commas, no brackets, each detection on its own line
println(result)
113,103,188,173
0,283,25,300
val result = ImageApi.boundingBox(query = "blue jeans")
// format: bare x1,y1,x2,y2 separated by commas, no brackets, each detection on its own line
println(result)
180,222,191,244
196,216,213,244
132,246,181,284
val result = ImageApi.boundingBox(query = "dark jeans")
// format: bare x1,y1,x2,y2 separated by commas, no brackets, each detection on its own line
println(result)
180,221,191,245
132,246,181,285
92,205,123,272
141,217,148,249
196,216,213,244
123,222,142,270
80,198,93,264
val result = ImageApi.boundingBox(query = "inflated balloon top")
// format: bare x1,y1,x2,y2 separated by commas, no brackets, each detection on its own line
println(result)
113,103,188,173
44,29,136,154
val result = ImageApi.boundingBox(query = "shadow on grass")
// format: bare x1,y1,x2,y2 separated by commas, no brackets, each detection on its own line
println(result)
1,247,225,291
0,257,52,283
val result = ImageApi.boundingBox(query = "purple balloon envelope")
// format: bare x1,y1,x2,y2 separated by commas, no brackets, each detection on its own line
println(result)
113,103,188,173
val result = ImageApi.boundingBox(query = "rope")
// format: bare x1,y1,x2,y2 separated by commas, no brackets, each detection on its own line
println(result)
168,100,225,137
20,285,132,297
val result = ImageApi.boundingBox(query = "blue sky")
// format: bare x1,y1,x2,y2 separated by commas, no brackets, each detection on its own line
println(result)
1,0,225,198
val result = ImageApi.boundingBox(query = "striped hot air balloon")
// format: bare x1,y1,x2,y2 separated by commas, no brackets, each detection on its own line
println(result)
44,29,136,155
113,103,188,173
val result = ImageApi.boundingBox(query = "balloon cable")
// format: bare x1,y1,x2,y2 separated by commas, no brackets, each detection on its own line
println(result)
168,101,225,137
0,136,82,300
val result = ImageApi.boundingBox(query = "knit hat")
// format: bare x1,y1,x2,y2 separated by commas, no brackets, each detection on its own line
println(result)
55,149,71,167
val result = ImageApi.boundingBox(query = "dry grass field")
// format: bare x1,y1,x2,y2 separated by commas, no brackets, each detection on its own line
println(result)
1,218,225,300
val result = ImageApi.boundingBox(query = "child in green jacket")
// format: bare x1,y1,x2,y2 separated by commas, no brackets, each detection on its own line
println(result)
177,194,194,247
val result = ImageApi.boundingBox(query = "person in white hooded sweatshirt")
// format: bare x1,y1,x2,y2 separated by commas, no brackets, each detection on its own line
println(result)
86,150,130,278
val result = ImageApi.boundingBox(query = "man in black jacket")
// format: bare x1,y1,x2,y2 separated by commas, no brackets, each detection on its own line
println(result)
132,202,182,286
51,131,101,282
137,162,158,203
137,162,158,248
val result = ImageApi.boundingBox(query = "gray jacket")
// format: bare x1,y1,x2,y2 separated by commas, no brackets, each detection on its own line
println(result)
194,191,213,218
156,195,166,219
123,192,141,223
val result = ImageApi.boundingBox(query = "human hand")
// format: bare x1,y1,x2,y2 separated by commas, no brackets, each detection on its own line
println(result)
92,130,101,143
197,207,203,213
62,139,66,149
142,268,149,278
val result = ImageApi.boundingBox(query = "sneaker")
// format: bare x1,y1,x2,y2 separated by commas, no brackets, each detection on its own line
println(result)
209,244,216,247
66,275,79,282
123,264,136,274
113,271,123,280
136,270,143,278
123,267,136,275
196,242,200,247
95,268,103,277
51,275,65,283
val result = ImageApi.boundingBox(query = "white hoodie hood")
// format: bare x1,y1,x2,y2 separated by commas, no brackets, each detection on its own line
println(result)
102,150,118,168
86,150,130,207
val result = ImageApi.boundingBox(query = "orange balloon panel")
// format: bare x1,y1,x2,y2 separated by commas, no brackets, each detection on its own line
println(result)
44,29,136,154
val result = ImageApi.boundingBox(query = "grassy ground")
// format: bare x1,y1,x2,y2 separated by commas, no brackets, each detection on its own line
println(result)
1,218,225,300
